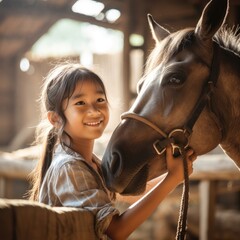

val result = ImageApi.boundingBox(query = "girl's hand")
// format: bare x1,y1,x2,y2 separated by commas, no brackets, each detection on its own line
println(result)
166,145,196,184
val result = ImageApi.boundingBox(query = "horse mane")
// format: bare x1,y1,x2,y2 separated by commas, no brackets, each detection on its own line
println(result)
144,25,240,76
214,25,240,56
144,29,194,75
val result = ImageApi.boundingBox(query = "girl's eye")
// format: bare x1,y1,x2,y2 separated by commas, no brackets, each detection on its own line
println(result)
97,98,106,103
76,101,85,105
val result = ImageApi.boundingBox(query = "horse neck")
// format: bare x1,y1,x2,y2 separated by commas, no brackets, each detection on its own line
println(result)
217,48,240,168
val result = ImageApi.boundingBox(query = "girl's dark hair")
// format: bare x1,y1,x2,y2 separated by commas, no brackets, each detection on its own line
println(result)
28,63,107,201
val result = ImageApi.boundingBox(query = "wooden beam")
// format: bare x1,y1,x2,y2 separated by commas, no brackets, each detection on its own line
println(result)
14,18,59,60
0,0,128,60
0,0,124,30
98,0,126,9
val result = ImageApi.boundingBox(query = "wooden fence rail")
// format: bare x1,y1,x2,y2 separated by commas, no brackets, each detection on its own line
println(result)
0,198,98,240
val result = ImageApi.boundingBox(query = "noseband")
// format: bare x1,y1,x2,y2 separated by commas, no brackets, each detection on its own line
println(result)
121,112,190,156
121,43,221,156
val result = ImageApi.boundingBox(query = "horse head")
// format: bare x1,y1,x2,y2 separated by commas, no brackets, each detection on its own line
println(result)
102,0,240,195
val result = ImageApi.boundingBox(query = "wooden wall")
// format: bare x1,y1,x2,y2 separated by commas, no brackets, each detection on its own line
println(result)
0,60,17,145
0,53,124,151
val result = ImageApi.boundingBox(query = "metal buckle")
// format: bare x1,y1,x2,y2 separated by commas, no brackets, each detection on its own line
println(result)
153,140,166,155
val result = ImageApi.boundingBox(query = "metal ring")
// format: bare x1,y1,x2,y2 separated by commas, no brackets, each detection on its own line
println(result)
168,128,189,149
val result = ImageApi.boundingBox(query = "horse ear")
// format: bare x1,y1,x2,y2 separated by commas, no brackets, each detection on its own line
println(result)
147,14,170,42
195,0,229,42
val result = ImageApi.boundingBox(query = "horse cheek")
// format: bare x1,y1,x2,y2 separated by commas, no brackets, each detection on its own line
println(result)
190,112,221,155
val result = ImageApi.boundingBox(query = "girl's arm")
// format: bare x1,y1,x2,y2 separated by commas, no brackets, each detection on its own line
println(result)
105,146,196,240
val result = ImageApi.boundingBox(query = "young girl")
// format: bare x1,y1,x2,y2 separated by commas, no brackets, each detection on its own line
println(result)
29,63,196,240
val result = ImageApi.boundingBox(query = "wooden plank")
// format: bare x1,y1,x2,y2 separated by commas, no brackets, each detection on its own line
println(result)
0,198,98,240
0,178,5,198
192,170,240,181
122,0,131,109
191,154,240,181
0,156,36,180
199,180,217,240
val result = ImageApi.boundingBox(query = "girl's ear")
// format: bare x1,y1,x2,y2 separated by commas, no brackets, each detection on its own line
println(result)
47,111,61,128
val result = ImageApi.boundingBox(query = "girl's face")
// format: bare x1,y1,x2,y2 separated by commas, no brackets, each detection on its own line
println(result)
62,80,109,143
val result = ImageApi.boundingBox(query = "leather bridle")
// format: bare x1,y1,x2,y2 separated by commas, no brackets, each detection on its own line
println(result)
120,43,221,240
121,43,222,156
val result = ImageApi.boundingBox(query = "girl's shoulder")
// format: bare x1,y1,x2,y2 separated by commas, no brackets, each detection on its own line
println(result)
51,144,87,170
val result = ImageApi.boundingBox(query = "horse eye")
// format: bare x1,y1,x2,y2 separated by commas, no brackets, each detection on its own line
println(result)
169,77,182,84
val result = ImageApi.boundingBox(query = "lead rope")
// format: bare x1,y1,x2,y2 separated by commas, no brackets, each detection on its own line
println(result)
175,145,189,240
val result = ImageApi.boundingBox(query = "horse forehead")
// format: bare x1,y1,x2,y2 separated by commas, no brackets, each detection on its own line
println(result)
144,66,161,83
149,45,196,74
145,47,197,80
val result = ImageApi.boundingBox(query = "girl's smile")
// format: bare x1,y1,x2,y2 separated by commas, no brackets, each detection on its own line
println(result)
84,119,104,126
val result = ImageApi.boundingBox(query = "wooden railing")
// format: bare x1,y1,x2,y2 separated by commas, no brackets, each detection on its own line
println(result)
0,198,97,240
191,154,240,240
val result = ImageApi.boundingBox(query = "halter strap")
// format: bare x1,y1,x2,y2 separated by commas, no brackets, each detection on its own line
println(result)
121,113,190,155
121,112,168,138
183,43,220,134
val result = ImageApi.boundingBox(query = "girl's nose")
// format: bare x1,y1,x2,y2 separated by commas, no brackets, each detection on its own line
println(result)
87,105,100,115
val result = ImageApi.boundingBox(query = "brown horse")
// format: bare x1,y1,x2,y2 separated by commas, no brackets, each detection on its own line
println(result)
102,0,240,195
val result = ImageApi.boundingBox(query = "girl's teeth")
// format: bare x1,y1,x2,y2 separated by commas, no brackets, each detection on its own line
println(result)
86,121,101,126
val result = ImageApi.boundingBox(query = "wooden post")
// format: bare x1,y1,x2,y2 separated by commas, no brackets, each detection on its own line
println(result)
0,178,5,198
199,180,218,240
121,0,131,110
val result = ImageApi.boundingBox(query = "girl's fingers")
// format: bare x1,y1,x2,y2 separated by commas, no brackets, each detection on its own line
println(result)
186,148,197,161
186,148,194,157
166,145,173,158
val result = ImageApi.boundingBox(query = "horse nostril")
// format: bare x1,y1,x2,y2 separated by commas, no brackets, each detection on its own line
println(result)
110,152,123,177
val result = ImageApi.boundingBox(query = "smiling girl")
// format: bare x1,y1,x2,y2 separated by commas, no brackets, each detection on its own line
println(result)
29,63,196,240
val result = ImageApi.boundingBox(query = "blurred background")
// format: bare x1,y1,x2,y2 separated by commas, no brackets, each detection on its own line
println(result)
1,0,240,153
0,1,240,239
